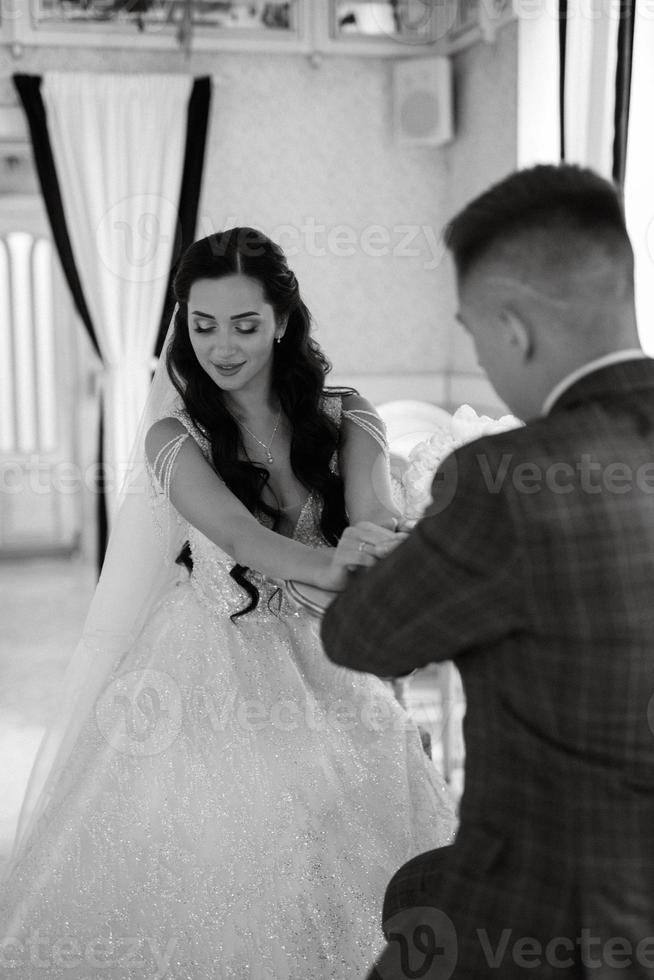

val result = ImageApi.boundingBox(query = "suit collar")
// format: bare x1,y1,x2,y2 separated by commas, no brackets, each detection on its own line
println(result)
542,349,647,415
547,355,654,415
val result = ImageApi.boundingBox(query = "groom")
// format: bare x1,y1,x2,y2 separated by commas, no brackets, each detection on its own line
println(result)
321,164,654,979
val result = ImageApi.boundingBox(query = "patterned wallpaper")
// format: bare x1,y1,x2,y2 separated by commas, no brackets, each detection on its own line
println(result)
445,21,518,380
0,24,517,403
196,53,452,378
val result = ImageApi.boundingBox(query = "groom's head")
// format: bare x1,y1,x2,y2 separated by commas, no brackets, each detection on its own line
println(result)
445,164,640,419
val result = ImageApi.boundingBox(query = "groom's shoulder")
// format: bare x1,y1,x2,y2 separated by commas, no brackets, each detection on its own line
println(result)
444,415,568,501
452,417,542,470
456,410,574,466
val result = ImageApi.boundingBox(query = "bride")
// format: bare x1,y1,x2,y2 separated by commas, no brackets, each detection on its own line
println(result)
0,228,456,978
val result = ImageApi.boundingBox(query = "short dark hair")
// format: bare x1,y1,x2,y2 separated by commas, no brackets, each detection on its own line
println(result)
444,164,633,281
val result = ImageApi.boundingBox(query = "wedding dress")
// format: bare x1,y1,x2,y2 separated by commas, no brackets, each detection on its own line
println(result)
0,388,456,980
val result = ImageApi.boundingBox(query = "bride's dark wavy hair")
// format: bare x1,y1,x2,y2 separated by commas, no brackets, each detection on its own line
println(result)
167,227,349,620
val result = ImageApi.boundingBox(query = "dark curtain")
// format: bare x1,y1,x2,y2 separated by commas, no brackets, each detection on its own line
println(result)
156,76,212,356
13,72,212,575
612,0,636,189
558,0,637,188
13,73,108,573
558,0,568,162
13,75,101,360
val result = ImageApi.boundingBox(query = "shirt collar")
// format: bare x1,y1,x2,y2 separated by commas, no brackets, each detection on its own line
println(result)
542,349,649,416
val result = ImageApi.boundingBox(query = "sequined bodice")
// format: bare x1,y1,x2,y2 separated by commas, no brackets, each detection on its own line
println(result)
170,395,341,621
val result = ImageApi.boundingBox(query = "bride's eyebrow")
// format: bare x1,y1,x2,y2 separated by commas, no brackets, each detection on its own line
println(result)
190,310,260,320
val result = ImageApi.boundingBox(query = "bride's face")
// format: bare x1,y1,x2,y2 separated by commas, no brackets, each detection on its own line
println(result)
187,274,284,395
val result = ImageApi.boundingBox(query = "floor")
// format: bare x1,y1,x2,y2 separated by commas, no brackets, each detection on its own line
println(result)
0,556,464,875
0,556,97,871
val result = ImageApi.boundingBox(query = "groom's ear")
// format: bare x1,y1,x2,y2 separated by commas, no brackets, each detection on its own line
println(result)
500,308,532,360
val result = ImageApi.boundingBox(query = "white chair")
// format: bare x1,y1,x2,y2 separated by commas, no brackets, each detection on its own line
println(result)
377,397,453,493
377,399,453,458
376,399,463,787
377,400,453,480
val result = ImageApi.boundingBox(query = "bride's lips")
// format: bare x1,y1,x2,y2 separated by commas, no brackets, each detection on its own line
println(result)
213,361,246,377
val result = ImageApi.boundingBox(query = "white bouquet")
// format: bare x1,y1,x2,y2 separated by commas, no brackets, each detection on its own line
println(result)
401,404,523,523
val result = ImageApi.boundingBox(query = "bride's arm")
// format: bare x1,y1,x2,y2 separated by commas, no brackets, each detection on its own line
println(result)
145,418,385,590
340,393,401,530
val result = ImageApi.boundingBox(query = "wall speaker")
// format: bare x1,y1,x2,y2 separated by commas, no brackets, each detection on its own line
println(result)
392,56,453,147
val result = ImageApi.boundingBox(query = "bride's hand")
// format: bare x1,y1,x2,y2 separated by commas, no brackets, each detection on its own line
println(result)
317,522,408,592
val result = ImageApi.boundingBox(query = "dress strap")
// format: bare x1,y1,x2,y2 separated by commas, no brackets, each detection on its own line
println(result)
170,403,212,458
150,432,190,499
144,429,192,562
341,407,389,456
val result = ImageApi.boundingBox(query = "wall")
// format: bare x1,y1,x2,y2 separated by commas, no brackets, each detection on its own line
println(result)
199,54,452,385
0,25,519,562
0,46,449,395
441,18,518,414
0,24,517,416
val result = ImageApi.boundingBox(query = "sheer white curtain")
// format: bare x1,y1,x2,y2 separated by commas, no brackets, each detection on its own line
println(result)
624,12,654,355
562,0,620,177
41,72,194,522
561,3,652,354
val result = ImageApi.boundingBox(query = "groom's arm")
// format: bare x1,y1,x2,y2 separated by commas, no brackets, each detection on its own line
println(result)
321,444,524,677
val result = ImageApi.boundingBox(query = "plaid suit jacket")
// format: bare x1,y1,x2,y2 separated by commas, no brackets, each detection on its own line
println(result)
322,358,654,976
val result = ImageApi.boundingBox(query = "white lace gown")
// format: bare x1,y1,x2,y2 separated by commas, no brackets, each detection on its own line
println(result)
0,395,456,979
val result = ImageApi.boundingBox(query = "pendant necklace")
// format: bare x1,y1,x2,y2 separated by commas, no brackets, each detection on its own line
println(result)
235,408,282,464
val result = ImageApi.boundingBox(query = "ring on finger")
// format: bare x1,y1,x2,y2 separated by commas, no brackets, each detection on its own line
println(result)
358,541,368,552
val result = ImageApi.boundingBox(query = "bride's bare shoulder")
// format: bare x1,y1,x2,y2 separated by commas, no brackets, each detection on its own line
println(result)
144,417,189,466
145,401,212,464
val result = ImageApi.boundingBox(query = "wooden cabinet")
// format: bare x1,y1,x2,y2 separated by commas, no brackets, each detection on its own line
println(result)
3,0,515,57
8,0,310,53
